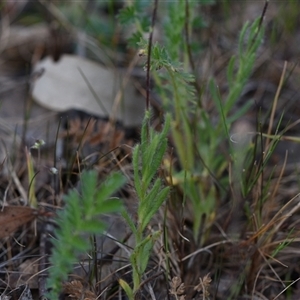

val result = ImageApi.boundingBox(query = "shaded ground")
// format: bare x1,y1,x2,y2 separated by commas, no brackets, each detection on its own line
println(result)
2,1,300,299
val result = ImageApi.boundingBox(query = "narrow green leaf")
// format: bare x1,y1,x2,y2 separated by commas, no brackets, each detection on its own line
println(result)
227,56,236,88
141,114,170,188
94,198,122,215
133,145,142,198
122,209,137,236
140,110,151,158
142,137,167,188
227,100,252,124
138,179,162,221
81,170,97,207
95,172,126,203
209,79,222,115
119,279,134,300
138,241,153,275
133,231,161,275
238,21,249,57
225,83,243,113
140,187,170,232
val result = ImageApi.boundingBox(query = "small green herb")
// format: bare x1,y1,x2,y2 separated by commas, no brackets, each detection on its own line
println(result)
46,170,125,300
121,110,170,299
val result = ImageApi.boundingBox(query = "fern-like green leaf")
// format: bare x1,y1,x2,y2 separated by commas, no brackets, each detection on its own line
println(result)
46,170,125,300
118,6,136,25
81,170,97,208
94,198,122,215
95,172,126,201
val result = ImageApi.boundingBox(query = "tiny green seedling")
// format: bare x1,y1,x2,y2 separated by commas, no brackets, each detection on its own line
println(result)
46,170,125,300
121,110,170,299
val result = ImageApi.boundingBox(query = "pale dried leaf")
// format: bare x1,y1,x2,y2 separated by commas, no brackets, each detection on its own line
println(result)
169,276,185,297
32,55,145,127
194,273,212,298
0,206,37,238
63,280,97,300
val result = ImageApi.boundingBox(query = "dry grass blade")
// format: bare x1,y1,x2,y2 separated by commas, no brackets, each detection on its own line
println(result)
0,206,37,238
273,277,300,300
